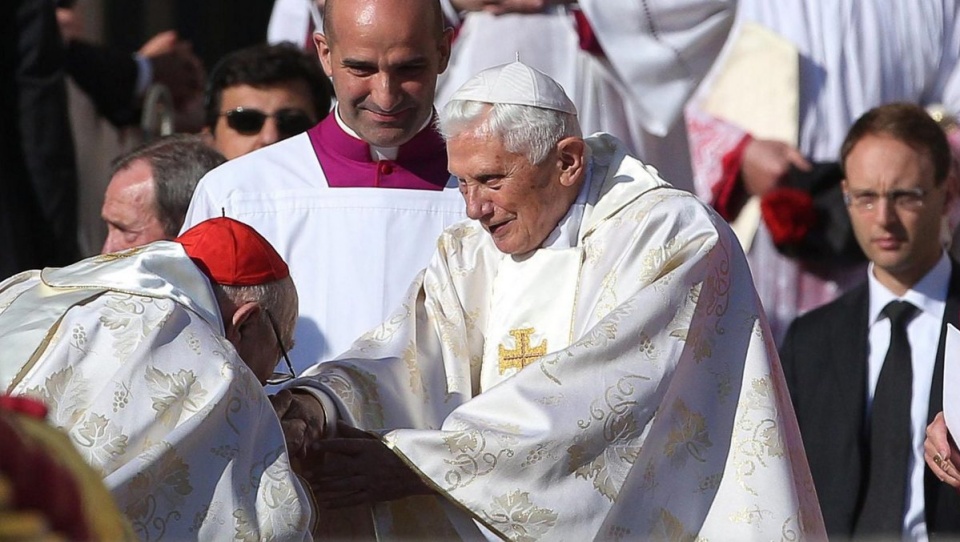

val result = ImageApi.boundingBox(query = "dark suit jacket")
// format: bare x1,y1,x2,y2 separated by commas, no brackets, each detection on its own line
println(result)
0,0,78,277
65,40,140,127
780,262,960,538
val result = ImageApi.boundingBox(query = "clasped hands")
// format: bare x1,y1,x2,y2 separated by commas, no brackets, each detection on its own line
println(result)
270,389,434,508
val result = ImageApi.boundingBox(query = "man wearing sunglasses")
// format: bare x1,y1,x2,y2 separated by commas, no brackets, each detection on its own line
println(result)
183,0,467,373
203,42,332,160
0,217,313,540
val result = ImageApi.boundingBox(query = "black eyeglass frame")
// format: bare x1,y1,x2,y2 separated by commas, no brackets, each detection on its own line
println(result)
264,309,297,386
220,107,315,138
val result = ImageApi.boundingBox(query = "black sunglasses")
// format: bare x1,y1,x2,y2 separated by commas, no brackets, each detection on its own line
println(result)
264,309,297,386
221,107,315,138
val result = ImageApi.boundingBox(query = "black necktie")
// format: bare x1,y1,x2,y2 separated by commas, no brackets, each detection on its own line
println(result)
854,300,917,537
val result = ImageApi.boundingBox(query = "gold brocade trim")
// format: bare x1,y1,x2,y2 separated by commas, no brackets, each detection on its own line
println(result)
497,328,547,374
7,292,106,394
92,246,147,263
380,436,510,541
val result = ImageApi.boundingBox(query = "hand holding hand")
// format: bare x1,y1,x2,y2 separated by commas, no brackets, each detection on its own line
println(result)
925,411,960,490
270,389,327,461
304,423,434,509
741,139,812,197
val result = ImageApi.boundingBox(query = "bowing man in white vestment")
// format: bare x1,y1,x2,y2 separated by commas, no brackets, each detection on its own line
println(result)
273,62,827,540
0,218,313,541
182,0,466,372
435,0,735,191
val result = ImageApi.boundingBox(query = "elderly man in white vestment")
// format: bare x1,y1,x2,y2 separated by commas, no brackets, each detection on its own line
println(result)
0,217,313,541
273,62,826,540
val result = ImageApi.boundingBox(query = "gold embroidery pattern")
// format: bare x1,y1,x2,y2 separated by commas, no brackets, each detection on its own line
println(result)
93,245,146,262
732,376,785,497
401,341,428,402
482,490,558,542
145,366,208,426
319,367,385,428
124,443,193,541
566,374,649,501
112,382,130,412
26,365,87,429
652,508,697,542
441,427,519,490
99,294,171,361
498,328,547,374
72,412,129,469
663,398,712,467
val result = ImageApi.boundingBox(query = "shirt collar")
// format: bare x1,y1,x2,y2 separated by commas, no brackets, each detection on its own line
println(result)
334,106,433,161
867,251,951,325
540,160,593,250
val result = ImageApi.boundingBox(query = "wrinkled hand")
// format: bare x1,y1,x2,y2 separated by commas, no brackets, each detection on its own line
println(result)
924,411,960,490
303,423,434,509
140,31,204,108
271,389,326,461
740,138,812,197
450,0,575,16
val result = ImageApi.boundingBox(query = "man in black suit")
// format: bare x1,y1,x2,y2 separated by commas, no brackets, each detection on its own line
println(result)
781,103,960,540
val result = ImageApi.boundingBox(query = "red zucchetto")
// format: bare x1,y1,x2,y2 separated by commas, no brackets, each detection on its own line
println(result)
175,217,289,286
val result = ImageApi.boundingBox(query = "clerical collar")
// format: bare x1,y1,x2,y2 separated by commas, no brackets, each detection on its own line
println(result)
867,251,950,326
306,109,450,190
540,161,593,250
334,107,433,161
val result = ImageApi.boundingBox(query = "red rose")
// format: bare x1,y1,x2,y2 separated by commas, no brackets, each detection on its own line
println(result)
760,187,816,246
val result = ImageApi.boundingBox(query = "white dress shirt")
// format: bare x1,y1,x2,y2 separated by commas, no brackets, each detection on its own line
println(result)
867,252,951,541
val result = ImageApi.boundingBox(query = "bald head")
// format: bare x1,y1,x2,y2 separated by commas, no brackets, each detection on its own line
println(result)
314,0,452,148
322,0,445,43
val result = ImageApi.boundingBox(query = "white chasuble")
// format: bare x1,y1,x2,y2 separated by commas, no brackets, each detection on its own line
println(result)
299,134,826,540
0,244,313,541
481,249,582,391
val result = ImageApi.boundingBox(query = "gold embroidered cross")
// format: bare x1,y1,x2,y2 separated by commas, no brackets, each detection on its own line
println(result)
498,328,547,374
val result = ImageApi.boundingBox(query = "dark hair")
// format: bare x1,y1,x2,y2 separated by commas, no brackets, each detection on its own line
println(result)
111,135,226,237
840,102,952,185
204,42,332,130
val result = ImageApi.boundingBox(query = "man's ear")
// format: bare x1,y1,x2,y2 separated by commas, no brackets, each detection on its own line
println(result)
224,301,261,344
437,27,454,74
557,137,587,188
314,33,333,77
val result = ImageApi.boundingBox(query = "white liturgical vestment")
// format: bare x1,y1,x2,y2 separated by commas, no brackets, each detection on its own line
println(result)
298,134,827,540
183,117,466,371
0,243,312,541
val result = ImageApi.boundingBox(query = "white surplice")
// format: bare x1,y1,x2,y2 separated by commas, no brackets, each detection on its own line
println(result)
436,0,735,190
0,243,312,541
182,133,466,371
686,0,960,342
298,134,826,540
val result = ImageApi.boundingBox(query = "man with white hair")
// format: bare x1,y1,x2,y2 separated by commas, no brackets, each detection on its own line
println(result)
0,217,312,541
274,62,826,540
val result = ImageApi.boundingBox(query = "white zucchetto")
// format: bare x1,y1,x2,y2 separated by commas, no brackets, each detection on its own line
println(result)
448,61,577,115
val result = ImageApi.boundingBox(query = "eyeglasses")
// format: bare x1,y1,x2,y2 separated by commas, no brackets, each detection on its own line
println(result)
264,309,297,386
221,107,315,139
843,187,928,212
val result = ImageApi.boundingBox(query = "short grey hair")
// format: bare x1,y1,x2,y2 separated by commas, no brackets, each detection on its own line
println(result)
437,101,581,165
212,276,299,344
111,135,226,237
